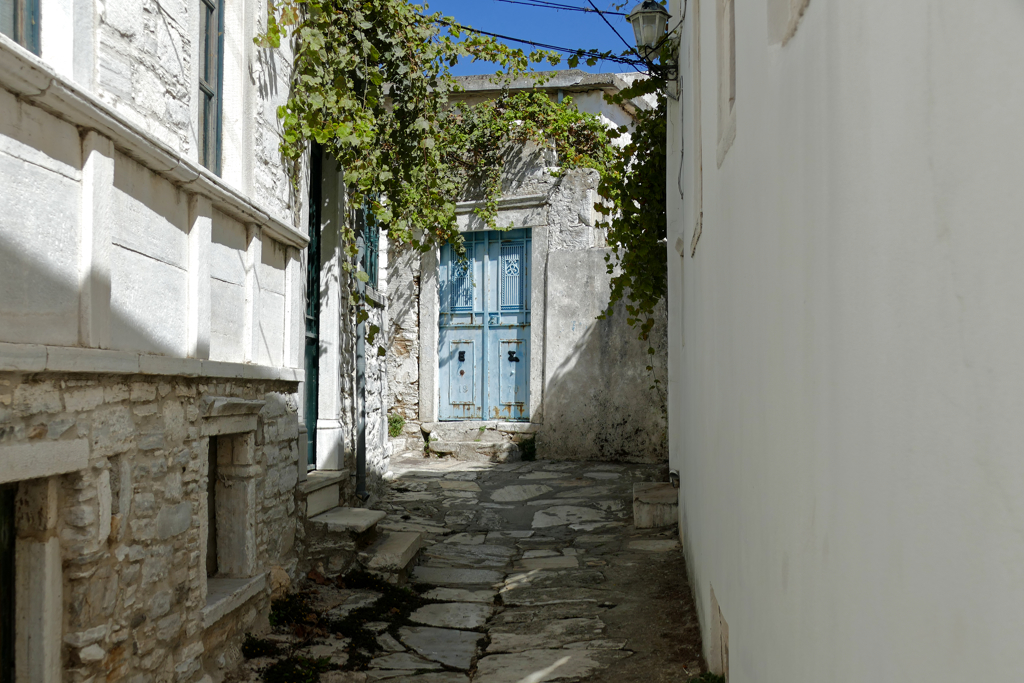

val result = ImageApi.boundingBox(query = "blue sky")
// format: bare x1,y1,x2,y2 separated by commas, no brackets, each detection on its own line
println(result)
421,0,642,76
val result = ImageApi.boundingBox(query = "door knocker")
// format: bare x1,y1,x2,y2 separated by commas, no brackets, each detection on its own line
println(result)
458,350,466,362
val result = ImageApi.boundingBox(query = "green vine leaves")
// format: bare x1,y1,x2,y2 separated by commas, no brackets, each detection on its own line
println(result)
257,0,669,359
597,78,669,362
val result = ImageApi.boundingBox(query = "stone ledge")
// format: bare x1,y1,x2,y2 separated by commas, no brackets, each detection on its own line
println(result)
203,574,267,629
0,439,89,485
0,342,304,383
300,470,349,495
0,35,307,249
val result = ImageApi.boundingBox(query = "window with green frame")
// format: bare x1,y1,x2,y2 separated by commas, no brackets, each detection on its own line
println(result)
356,199,380,290
198,0,224,175
0,0,40,55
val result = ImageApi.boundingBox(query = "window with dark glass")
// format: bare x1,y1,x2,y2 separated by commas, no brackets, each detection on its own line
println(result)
198,0,224,174
0,0,40,55
357,199,380,290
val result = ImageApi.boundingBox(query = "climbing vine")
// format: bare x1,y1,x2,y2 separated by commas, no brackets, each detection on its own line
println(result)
258,0,669,345
597,78,668,352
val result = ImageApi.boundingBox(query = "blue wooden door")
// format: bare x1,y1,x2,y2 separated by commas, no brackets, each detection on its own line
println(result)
439,230,531,421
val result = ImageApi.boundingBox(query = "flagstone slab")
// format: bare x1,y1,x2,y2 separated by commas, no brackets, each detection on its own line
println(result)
532,506,608,529
370,652,442,671
444,533,486,545
439,480,481,491
491,484,553,502
556,487,615,498
423,543,515,568
519,472,564,480
412,566,505,586
513,556,580,571
522,549,561,559
499,586,607,607
473,648,631,683
527,498,585,506
399,626,481,669
584,472,621,480
422,587,497,604
408,602,493,630
486,617,606,654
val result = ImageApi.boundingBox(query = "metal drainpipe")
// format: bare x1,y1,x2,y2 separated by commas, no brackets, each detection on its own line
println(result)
355,234,369,501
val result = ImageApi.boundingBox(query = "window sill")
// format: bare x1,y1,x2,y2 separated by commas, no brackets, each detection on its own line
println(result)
203,574,267,629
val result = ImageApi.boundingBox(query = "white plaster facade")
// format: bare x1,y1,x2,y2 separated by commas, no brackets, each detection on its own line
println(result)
387,71,668,463
666,0,1024,679
0,2,310,680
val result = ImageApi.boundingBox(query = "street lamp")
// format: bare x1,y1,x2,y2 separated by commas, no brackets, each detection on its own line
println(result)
625,0,678,99
627,0,670,61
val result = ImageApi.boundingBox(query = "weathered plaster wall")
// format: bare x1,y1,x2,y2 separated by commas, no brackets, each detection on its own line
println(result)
0,373,302,683
667,0,1024,679
539,249,667,462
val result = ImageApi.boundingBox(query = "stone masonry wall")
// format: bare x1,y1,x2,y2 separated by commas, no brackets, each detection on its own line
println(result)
0,372,301,683
385,243,422,448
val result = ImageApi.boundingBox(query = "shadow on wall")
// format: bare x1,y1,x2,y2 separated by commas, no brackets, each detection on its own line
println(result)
536,248,668,463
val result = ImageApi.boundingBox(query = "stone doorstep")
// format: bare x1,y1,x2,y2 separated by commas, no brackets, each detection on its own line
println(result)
429,442,520,464
311,507,387,534
360,531,425,571
632,483,678,530
422,421,540,442
203,574,267,629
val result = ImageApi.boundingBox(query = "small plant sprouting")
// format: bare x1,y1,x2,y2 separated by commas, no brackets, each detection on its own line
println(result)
387,412,406,438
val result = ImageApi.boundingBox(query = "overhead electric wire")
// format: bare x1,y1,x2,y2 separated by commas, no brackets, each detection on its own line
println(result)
429,16,646,68
492,0,628,16
584,0,638,57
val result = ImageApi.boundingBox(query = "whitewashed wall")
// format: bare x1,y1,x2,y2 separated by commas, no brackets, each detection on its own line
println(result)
667,0,1024,680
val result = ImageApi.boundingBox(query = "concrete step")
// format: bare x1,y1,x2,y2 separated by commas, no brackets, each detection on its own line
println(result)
429,440,520,463
633,483,679,529
359,531,425,576
310,507,387,534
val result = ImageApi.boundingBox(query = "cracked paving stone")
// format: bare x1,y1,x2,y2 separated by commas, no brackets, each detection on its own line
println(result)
486,617,607,653
532,506,608,529
408,602,492,630
423,543,516,568
370,652,442,671
473,648,632,683
519,472,564,480
439,480,481,492
513,556,580,571
444,533,486,545
369,674,469,683
412,566,505,586
399,626,481,669
421,587,496,603
490,484,554,502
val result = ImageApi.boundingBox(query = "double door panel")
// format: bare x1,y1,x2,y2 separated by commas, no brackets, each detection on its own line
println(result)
439,230,531,421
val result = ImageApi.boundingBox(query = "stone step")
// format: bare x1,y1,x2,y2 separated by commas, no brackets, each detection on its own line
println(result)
310,507,387,534
428,441,520,463
422,421,538,443
300,471,348,519
633,482,678,529
359,531,425,572
389,436,424,453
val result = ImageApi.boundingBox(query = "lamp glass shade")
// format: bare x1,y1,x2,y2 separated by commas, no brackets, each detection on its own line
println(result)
627,1,670,55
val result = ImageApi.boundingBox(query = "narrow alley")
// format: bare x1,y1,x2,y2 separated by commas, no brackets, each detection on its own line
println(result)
230,455,705,682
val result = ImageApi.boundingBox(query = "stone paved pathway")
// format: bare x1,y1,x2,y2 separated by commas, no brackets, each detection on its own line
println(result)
234,455,706,683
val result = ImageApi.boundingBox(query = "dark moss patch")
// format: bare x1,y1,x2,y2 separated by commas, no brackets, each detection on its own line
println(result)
242,634,281,659
321,570,439,670
689,675,725,683
262,656,335,683
519,436,537,461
